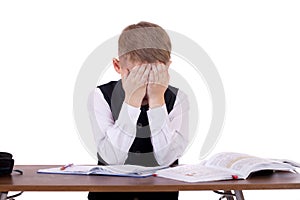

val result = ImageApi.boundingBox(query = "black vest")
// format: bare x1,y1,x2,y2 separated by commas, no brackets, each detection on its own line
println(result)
97,80,178,167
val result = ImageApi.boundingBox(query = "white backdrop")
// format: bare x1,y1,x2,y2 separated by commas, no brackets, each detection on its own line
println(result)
1,1,300,199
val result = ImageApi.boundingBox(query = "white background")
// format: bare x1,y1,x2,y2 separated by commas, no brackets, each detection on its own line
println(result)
1,0,300,199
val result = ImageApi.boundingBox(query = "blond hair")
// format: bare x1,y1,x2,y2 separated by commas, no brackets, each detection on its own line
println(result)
118,21,171,64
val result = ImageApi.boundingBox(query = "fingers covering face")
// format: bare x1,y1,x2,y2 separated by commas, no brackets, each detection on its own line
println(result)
151,63,169,84
141,64,151,84
124,63,169,84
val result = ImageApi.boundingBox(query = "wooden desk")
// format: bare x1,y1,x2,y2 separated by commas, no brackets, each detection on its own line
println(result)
1,165,300,200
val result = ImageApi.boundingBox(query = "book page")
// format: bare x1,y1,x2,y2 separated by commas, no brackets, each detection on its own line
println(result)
64,165,100,173
204,152,295,178
37,165,99,175
156,164,234,182
203,152,253,169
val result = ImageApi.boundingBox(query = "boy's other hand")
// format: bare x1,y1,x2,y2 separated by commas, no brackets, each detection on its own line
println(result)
147,64,169,108
122,64,151,108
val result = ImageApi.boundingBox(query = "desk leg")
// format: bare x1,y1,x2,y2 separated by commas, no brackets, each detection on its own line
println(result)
221,190,245,200
0,192,8,200
234,190,245,200
224,191,234,200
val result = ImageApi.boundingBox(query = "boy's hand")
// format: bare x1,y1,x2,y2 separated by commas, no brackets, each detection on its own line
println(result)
147,64,169,108
122,64,151,107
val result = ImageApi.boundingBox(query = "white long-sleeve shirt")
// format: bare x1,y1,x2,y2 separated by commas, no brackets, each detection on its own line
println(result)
87,87,189,166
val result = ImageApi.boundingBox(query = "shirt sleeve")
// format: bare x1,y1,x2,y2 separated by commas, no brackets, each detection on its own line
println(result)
147,90,190,166
87,88,140,165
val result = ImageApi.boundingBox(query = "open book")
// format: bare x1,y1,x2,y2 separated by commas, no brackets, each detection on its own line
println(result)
156,152,298,182
38,164,167,178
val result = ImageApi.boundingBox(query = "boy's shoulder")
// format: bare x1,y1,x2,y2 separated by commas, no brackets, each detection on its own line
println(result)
97,80,118,89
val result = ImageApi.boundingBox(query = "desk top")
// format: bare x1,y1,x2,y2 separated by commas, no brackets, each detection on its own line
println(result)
1,165,300,192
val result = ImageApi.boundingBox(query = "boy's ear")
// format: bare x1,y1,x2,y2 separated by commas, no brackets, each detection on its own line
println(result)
166,60,172,68
113,58,121,74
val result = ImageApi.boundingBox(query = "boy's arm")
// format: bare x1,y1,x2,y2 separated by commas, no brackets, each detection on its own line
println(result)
148,90,190,166
147,64,189,166
88,89,140,165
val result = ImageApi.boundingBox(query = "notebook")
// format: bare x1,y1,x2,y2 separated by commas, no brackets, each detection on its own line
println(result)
38,164,167,178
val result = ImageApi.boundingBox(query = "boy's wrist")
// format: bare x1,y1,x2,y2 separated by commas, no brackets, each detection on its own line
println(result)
148,96,165,108
125,96,142,108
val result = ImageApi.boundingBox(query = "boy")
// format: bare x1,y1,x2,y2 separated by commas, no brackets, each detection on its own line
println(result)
88,21,189,200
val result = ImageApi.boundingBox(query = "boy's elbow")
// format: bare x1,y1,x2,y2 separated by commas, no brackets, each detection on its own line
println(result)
154,148,181,166
97,146,127,165
154,138,189,166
